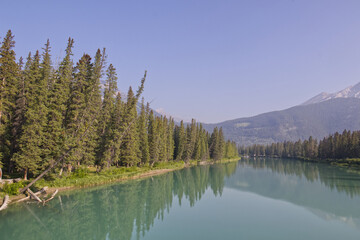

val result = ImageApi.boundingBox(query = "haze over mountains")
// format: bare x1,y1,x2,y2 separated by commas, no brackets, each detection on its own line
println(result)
203,83,360,146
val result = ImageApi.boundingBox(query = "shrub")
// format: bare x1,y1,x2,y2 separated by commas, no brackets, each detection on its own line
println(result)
2,181,26,195
71,167,90,178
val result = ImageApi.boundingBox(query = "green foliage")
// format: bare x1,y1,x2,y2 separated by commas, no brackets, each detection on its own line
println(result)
0,29,223,184
71,167,90,178
242,129,360,167
2,181,26,195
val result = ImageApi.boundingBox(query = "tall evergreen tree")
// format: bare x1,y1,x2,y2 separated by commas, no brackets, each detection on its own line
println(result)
0,30,19,169
167,117,175,161
137,98,150,165
97,64,118,162
66,53,92,166
81,49,105,165
148,110,159,166
101,92,123,168
174,121,185,161
120,87,139,167
13,50,48,179
44,38,74,168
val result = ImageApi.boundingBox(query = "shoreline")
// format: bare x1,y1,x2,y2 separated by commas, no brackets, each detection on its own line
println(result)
2,158,240,208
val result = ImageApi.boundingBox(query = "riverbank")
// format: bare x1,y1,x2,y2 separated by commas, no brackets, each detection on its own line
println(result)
1,158,240,206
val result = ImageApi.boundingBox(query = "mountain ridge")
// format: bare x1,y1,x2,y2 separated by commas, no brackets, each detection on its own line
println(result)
203,97,360,146
302,82,360,105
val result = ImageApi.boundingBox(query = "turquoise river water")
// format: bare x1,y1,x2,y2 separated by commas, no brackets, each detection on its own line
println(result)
1,158,360,240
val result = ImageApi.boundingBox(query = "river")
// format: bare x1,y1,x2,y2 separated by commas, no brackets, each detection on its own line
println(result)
1,158,360,239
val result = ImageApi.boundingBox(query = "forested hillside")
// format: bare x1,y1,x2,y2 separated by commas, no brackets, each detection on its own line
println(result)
0,30,238,180
204,98,360,146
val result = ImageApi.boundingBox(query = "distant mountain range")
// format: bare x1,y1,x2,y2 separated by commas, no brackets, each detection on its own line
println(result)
302,82,360,105
203,87,360,146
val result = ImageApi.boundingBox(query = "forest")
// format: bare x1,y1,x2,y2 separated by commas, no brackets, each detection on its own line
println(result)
239,129,360,162
0,30,238,180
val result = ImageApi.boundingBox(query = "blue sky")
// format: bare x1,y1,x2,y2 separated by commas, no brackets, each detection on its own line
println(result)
2,0,360,123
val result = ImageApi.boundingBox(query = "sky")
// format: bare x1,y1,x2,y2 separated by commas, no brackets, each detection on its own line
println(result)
2,0,360,123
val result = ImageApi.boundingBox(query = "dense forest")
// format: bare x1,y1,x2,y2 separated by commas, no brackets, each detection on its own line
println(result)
0,30,238,180
239,129,360,161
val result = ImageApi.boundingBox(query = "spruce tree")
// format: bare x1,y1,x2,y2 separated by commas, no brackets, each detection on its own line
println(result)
148,110,159,166
137,98,150,165
167,117,175,161
174,121,185,161
97,64,118,163
65,54,92,166
101,92,123,168
0,30,19,169
13,51,48,179
120,87,139,167
81,49,105,165
44,38,74,168
11,56,26,160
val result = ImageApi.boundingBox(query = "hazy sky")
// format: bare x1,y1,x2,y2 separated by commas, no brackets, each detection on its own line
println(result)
2,0,360,123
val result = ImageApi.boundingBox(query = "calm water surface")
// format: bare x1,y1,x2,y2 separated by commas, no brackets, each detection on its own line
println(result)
1,158,360,240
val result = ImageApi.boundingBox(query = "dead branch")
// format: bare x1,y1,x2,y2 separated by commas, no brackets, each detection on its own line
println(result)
43,189,58,205
16,187,48,203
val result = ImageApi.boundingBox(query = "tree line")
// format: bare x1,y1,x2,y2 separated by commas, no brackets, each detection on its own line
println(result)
239,129,360,160
0,30,238,179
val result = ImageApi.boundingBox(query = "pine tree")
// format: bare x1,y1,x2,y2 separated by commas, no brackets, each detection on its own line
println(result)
137,98,150,165
0,30,19,169
174,121,185,161
65,53,92,166
11,56,26,160
218,127,225,159
101,92,123,168
209,127,219,160
120,87,139,167
148,110,159,166
81,49,105,165
167,117,175,161
44,38,74,168
97,64,118,163
158,117,168,162
13,51,48,179
98,64,117,136
184,119,197,162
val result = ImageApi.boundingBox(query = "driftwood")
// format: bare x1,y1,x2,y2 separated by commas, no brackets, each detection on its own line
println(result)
43,189,58,205
0,178,22,184
0,195,10,211
16,187,48,203
27,189,42,203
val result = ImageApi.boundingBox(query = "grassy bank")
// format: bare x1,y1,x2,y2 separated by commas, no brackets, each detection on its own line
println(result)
0,158,240,200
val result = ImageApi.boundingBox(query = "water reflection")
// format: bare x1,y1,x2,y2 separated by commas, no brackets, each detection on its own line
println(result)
0,162,237,240
227,158,360,226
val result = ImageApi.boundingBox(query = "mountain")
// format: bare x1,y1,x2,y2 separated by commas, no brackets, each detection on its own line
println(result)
203,98,360,146
302,82,360,105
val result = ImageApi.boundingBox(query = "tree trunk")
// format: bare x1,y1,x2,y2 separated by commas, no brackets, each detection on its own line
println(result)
24,168,28,180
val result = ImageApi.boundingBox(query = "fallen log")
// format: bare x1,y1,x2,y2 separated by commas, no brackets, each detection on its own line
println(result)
27,189,42,203
16,187,48,203
0,195,10,211
43,189,59,205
